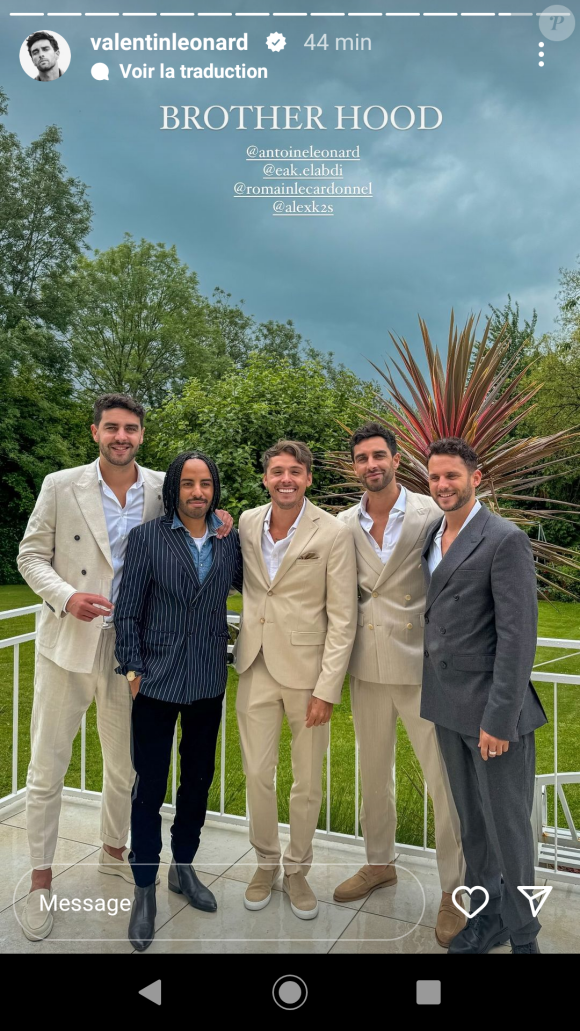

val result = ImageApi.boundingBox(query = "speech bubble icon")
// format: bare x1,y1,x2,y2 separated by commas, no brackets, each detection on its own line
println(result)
91,63,109,81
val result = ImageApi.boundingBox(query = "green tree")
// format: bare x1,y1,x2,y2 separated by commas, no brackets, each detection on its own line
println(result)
148,353,377,518
0,323,89,582
0,88,92,332
487,295,537,378
68,235,212,406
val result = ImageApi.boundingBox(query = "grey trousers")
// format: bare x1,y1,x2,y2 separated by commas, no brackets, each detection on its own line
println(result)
436,726,540,945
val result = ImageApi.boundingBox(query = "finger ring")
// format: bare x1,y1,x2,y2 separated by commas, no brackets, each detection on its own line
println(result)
489,750,497,756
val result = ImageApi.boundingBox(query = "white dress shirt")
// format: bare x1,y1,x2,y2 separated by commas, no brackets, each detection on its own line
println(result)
262,498,306,581
358,485,407,565
427,499,482,576
97,459,145,621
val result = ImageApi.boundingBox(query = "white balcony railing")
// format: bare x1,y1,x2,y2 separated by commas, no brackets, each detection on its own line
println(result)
1,604,579,884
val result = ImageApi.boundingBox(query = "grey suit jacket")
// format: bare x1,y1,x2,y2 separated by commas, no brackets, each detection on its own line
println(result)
419,505,547,741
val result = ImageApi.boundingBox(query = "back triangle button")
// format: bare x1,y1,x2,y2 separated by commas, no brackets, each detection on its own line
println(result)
139,980,162,1006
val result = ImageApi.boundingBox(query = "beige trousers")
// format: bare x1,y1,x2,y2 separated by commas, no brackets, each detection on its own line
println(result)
236,652,329,875
26,628,134,870
350,678,465,893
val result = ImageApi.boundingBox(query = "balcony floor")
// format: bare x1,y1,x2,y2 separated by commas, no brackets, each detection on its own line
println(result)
0,797,578,955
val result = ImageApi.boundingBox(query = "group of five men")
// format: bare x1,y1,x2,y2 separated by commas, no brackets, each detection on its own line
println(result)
17,392,546,954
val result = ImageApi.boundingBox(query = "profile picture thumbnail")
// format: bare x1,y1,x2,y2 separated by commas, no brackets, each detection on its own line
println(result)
20,30,71,81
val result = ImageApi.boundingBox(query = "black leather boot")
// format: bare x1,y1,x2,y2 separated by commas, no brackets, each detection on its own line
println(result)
511,938,541,953
168,859,217,912
128,884,156,952
448,912,510,954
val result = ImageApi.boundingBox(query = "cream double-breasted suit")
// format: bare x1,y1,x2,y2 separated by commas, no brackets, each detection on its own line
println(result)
235,498,357,874
338,490,464,892
17,462,165,868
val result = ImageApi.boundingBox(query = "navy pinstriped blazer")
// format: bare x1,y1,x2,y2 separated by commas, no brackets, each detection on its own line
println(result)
114,516,243,704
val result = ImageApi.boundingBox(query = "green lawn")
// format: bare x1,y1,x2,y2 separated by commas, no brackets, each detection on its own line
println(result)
1,584,579,844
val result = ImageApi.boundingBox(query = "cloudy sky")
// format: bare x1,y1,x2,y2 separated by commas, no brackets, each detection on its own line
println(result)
3,1,580,378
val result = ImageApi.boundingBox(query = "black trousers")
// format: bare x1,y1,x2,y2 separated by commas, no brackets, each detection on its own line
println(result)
130,691,224,888
436,725,540,945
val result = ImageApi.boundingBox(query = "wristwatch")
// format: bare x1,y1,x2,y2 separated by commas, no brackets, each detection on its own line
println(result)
126,671,139,683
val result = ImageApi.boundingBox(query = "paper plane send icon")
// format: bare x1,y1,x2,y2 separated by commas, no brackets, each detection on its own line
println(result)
517,885,553,917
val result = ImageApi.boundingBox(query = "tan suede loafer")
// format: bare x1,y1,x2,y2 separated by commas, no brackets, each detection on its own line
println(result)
98,846,160,886
244,866,280,911
21,888,54,941
333,864,398,903
435,892,467,948
283,872,319,920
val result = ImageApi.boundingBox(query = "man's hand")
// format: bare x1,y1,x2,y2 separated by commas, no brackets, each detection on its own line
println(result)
478,729,509,761
305,697,333,728
65,593,113,622
215,509,233,538
129,675,142,700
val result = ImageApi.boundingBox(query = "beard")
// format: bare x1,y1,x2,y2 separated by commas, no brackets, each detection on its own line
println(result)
437,484,474,511
99,441,139,467
364,467,395,493
179,500,209,521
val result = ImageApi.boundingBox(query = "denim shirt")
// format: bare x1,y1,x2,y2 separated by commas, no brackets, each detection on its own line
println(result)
171,510,223,583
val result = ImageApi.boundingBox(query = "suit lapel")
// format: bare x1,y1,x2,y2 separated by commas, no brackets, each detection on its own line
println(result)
160,519,201,590
425,506,490,611
249,505,273,588
374,496,431,589
270,499,320,588
142,469,164,523
351,513,384,578
72,465,113,571
421,516,442,587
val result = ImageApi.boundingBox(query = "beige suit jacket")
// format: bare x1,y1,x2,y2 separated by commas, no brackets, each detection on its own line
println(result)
17,461,165,674
234,497,358,704
338,489,441,685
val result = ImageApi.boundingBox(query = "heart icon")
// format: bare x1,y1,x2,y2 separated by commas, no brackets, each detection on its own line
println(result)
451,885,490,919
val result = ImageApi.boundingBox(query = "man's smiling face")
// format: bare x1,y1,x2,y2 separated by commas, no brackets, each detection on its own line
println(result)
263,452,312,513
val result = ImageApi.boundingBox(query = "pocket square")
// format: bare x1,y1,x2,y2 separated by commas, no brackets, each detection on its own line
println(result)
298,552,319,560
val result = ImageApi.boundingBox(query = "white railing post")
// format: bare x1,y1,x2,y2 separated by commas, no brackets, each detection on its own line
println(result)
326,721,331,834
220,690,226,816
172,724,178,807
553,681,558,875
354,738,360,840
423,779,428,852
80,713,86,792
12,643,19,796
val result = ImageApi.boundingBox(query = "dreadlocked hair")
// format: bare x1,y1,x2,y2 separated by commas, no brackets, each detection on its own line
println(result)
163,451,221,520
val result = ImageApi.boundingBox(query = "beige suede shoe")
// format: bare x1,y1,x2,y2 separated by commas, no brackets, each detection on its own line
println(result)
283,872,319,920
333,864,397,903
98,847,160,886
21,888,54,941
244,866,280,911
435,892,467,948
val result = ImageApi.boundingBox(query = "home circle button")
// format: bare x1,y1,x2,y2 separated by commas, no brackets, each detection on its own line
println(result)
272,975,308,1010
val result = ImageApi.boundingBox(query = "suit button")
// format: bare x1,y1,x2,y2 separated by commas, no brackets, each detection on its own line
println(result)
267,590,273,596
424,650,429,658
440,661,447,669
424,616,429,624
454,595,460,601
260,618,265,624
81,569,87,575
405,594,411,601
368,624,374,630
440,627,446,635
372,592,378,598
74,535,80,541
406,623,413,630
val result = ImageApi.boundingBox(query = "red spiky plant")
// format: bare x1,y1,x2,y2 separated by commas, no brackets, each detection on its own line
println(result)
324,313,580,596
